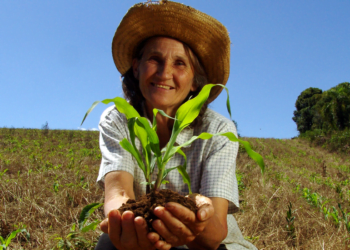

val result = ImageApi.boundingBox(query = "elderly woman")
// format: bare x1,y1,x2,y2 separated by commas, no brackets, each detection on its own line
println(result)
95,1,257,250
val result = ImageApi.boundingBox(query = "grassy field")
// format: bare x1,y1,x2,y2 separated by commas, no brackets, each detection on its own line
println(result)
1,128,350,249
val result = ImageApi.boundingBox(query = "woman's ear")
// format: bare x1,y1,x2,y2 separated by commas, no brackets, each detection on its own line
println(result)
132,58,139,79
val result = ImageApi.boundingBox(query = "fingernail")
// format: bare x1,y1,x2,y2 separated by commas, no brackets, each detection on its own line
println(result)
135,217,144,226
155,207,164,215
200,210,207,220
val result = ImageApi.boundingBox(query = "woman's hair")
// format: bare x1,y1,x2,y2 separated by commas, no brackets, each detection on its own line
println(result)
121,37,209,128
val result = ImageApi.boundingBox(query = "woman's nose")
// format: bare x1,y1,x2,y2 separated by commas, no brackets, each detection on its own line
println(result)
157,62,172,80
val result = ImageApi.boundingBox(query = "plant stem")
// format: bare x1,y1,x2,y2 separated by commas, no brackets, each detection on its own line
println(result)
154,163,165,191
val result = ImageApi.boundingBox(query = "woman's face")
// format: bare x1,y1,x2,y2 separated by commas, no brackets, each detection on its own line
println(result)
133,37,196,116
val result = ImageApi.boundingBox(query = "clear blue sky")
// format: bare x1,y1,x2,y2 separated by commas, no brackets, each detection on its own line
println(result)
1,0,349,138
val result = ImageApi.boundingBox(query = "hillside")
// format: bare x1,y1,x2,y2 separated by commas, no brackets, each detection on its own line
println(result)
0,128,349,249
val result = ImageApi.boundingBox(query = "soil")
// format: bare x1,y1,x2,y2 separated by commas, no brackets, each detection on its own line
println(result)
118,189,198,232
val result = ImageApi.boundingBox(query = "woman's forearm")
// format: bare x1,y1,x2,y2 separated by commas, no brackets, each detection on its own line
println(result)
103,171,135,217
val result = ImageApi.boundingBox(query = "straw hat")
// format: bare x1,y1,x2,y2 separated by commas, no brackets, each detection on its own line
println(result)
112,0,231,103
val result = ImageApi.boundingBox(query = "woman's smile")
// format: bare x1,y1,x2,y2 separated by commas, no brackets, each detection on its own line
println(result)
151,82,174,90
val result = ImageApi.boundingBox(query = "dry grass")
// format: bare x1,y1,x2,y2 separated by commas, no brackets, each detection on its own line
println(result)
0,128,104,249
1,128,350,249
236,138,350,249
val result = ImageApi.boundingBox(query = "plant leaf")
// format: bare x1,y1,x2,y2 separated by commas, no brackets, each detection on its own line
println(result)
81,100,101,125
78,203,103,230
162,166,179,180
119,139,146,175
165,132,265,174
103,97,140,119
150,154,157,174
174,84,228,131
152,109,159,129
175,149,192,194
81,221,100,233
5,228,28,247
156,109,176,120
111,98,153,174
136,117,161,157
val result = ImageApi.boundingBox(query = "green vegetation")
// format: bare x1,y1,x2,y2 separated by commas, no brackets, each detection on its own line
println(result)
0,128,103,249
285,202,296,245
293,82,350,155
292,87,323,133
0,228,29,250
1,128,350,249
82,84,265,193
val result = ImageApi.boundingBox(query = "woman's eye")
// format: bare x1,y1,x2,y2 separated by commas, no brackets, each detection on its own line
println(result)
175,60,185,66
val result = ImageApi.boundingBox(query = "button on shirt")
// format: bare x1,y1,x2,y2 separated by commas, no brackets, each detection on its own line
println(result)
97,105,257,250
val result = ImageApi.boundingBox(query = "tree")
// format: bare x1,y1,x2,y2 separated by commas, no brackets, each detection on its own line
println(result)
292,87,323,133
314,82,350,131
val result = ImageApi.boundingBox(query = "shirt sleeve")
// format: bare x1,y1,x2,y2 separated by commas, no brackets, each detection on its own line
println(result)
199,119,239,214
96,106,135,189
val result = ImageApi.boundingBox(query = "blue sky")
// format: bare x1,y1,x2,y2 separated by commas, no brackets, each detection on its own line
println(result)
1,0,349,138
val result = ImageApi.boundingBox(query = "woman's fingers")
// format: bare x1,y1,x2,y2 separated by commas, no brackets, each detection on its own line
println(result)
108,209,122,246
196,203,214,222
120,211,138,246
163,203,196,223
134,216,157,248
153,206,196,245
152,238,173,250
148,231,172,250
100,218,108,234
186,194,214,222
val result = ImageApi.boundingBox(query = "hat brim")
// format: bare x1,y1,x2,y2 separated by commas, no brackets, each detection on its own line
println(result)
112,1,230,103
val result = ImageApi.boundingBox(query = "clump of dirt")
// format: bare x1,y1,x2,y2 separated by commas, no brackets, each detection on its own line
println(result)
118,189,197,232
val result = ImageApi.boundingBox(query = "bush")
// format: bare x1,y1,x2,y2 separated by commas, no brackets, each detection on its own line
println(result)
300,128,350,155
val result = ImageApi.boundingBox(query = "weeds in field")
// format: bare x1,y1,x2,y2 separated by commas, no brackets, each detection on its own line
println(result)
2,128,350,249
0,169,8,179
339,204,350,233
285,201,296,243
53,203,103,250
330,206,341,227
0,228,29,250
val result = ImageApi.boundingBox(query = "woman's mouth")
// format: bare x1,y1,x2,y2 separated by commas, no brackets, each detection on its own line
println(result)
151,83,174,90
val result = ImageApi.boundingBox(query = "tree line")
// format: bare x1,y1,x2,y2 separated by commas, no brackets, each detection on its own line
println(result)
293,82,350,134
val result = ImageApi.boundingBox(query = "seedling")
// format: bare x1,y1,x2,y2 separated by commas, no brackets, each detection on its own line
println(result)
82,84,265,193
53,203,103,249
285,202,296,243
339,203,350,233
0,169,8,179
0,228,29,250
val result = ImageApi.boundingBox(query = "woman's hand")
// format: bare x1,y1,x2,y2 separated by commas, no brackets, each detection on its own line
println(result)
151,194,215,247
99,210,172,250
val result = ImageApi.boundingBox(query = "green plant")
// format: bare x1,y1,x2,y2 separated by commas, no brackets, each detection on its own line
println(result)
0,169,8,179
236,171,245,194
53,182,59,193
53,203,103,250
0,228,29,250
285,202,296,242
339,203,350,233
330,206,341,227
82,84,265,194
